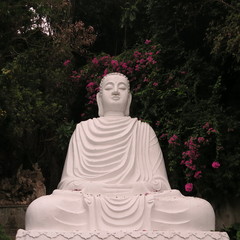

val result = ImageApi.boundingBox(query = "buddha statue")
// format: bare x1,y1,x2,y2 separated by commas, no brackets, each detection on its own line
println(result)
25,72,215,232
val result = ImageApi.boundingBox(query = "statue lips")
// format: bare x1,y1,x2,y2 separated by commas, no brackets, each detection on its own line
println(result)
112,95,120,101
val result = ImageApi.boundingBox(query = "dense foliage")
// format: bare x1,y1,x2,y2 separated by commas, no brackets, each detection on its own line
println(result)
0,0,95,191
0,0,239,202
60,40,240,201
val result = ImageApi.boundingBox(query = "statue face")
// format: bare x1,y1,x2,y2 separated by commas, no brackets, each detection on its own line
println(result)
101,75,130,115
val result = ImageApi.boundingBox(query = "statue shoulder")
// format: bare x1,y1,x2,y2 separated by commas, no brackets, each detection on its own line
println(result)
137,119,153,128
137,120,156,136
75,118,94,129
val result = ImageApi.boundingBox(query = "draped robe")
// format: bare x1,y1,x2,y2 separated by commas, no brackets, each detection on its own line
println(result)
25,117,215,231
58,116,170,192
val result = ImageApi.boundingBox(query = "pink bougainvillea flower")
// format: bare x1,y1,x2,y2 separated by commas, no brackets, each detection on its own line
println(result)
63,59,71,66
194,171,202,179
182,149,200,161
159,133,168,139
133,51,141,58
170,134,178,141
87,93,97,104
86,82,95,88
111,59,119,67
127,67,133,74
197,137,205,143
92,57,99,65
95,87,100,92
185,183,193,192
184,159,193,167
168,134,179,145
143,78,150,82
153,82,158,87
145,52,153,56
100,56,111,65
135,65,140,71
189,165,196,171
207,128,217,135
146,56,154,63
103,68,108,76
145,39,151,44
212,161,220,168
121,62,128,69
203,122,210,129
180,160,185,165
138,58,146,64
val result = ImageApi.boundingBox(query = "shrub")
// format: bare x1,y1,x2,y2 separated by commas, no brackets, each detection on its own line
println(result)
0,225,10,240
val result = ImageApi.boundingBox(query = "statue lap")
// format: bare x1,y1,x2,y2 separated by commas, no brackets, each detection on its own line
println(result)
25,189,215,231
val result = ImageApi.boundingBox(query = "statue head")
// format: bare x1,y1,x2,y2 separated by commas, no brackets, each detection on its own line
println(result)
97,72,132,117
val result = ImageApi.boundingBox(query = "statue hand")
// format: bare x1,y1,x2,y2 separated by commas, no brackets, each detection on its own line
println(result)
151,179,162,191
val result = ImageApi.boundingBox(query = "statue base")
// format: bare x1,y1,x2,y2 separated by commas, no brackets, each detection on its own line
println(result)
16,229,229,240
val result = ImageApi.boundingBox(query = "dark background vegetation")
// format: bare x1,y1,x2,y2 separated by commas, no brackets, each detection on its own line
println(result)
0,0,239,205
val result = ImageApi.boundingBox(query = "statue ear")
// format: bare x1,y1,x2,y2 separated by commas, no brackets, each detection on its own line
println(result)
96,93,104,117
125,93,132,116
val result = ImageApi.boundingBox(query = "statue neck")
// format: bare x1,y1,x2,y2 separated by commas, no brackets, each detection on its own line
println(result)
103,111,125,117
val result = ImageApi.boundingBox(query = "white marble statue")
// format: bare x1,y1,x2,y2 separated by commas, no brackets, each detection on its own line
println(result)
25,72,215,232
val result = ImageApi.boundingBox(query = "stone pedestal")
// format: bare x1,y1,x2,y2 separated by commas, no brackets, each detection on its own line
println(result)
16,230,229,240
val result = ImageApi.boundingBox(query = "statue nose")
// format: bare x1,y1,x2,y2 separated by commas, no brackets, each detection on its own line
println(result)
112,91,119,95
112,88,119,95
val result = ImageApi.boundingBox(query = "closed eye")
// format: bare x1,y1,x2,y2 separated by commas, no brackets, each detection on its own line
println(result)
104,87,113,90
118,83,127,90
104,83,114,90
